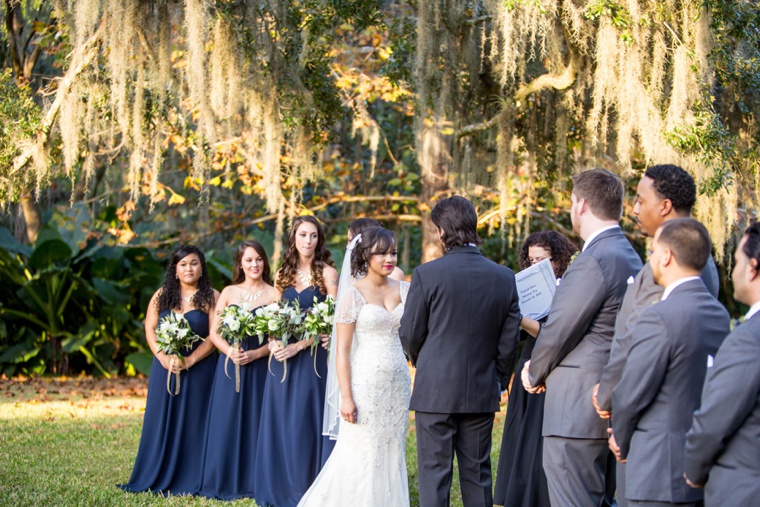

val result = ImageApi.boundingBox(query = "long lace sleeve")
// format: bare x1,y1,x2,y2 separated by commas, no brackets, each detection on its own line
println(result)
335,287,364,324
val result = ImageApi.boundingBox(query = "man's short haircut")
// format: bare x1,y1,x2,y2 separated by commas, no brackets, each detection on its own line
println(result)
572,168,624,221
657,218,711,272
741,222,760,267
644,164,697,213
431,195,482,251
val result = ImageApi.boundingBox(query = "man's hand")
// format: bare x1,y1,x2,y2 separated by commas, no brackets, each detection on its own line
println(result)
521,360,546,394
607,428,626,462
683,473,703,489
592,383,611,419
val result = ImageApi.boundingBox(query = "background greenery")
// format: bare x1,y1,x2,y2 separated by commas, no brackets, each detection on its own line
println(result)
0,1,757,374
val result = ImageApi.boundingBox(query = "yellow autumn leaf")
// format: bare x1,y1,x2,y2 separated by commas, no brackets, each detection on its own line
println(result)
168,192,186,205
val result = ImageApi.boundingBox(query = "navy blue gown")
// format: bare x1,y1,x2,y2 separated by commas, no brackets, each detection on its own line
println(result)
198,304,269,500
254,286,334,507
494,327,550,507
119,309,216,496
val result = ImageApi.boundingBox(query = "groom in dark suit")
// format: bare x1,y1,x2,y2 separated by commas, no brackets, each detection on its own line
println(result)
400,195,521,507
609,218,730,506
684,222,760,505
522,168,642,506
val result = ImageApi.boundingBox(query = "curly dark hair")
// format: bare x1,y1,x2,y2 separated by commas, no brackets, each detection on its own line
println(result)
518,230,578,278
350,226,396,278
232,241,271,285
157,245,215,313
644,164,696,213
348,218,382,239
276,216,335,294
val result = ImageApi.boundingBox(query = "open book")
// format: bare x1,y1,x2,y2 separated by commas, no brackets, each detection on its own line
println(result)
515,259,557,320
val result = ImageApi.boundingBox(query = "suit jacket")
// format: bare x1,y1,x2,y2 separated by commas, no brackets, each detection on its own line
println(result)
528,227,642,438
684,312,760,506
612,279,730,503
399,245,521,413
596,257,719,411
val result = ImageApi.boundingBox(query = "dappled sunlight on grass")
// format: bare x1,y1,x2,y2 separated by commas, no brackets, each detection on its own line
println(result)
0,375,148,421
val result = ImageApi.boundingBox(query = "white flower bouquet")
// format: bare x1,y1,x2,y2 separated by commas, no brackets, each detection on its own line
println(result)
254,299,304,382
299,295,335,352
217,304,257,393
155,312,203,395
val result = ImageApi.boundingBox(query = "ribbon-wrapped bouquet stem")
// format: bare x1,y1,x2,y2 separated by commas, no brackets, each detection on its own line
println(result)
154,313,203,395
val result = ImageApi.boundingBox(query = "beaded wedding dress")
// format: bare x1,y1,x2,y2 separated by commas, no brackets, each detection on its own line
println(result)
298,281,411,507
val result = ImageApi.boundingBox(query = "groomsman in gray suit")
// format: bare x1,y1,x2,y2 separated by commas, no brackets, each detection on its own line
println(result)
684,222,760,506
592,164,719,506
522,168,642,506
609,218,730,507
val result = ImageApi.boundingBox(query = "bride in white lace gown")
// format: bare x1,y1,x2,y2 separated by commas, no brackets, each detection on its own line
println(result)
298,226,411,507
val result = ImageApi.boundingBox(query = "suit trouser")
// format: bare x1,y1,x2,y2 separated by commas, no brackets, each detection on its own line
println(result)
616,461,628,507
543,435,610,507
415,411,494,507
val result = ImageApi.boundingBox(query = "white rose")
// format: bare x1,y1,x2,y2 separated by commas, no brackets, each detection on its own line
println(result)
224,316,240,332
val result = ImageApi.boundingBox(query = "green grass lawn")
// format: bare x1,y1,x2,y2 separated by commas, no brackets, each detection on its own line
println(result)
0,376,507,506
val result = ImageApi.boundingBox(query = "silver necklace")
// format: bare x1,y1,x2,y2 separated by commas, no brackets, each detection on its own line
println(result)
180,290,197,303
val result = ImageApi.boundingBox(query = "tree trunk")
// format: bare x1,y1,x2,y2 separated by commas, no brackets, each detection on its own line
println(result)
418,123,451,263
20,191,41,244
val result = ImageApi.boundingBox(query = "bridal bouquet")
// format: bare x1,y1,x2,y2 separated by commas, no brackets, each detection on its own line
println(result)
254,299,304,382
155,312,203,395
217,305,257,393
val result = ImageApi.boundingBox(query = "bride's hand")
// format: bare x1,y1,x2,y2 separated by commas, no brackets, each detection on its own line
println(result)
341,397,358,424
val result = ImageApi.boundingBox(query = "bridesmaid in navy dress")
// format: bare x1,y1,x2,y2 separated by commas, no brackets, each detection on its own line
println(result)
198,240,281,499
254,216,339,507
494,231,576,507
120,245,219,496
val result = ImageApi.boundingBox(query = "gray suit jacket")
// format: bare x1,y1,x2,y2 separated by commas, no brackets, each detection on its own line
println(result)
400,246,521,413
596,257,719,411
612,279,730,503
684,313,760,506
528,227,642,438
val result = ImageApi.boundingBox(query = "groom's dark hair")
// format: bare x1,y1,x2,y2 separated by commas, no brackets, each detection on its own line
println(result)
431,195,482,251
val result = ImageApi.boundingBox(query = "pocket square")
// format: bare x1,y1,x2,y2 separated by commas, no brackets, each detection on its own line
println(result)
626,276,635,284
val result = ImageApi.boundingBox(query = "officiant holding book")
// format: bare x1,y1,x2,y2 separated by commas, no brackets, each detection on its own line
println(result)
494,230,577,507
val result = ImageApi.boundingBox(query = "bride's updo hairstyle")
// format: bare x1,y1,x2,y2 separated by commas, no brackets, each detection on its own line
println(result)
350,226,396,278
